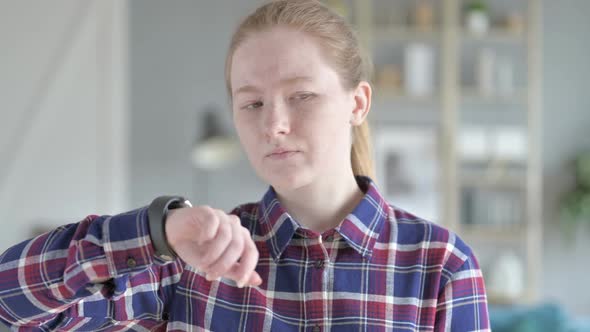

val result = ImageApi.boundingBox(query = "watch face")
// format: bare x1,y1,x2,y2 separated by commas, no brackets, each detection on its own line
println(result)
159,254,175,261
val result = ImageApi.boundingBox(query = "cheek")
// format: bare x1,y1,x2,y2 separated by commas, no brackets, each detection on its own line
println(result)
235,117,269,168
234,118,257,150
304,116,350,157
309,103,351,140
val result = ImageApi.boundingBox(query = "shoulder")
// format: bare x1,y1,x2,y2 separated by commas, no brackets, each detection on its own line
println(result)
388,204,475,276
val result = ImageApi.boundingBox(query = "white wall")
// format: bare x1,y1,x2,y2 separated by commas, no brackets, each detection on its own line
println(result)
0,0,129,250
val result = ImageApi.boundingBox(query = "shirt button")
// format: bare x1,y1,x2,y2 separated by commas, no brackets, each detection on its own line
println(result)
314,259,325,269
126,257,137,268
324,235,334,242
312,325,321,332
162,312,169,320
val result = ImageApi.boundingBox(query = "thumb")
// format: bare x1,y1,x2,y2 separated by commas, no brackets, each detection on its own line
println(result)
247,271,263,286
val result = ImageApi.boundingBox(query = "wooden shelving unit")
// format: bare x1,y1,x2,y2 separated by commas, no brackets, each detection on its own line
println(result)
325,0,542,305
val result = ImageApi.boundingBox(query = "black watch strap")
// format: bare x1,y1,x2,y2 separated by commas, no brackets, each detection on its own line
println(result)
148,195,191,261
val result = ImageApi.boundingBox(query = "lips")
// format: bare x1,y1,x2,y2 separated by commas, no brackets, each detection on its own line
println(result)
268,148,293,155
266,148,300,159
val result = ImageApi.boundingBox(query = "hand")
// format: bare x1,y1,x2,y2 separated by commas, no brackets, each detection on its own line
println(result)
164,205,262,288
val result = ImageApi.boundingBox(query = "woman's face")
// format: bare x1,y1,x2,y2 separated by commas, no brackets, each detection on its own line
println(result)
230,27,361,191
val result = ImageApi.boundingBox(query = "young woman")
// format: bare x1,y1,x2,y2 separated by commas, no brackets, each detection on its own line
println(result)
0,1,489,331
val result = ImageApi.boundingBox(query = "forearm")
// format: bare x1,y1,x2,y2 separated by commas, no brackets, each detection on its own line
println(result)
0,207,159,328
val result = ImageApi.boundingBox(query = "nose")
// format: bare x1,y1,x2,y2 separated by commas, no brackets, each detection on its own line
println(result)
263,101,290,140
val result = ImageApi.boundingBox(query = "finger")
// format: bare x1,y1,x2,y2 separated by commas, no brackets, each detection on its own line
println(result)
225,264,263,288
198,218,233,272
205,220,244,281
224,228,259,287
194,206,220,244
247,271,263,286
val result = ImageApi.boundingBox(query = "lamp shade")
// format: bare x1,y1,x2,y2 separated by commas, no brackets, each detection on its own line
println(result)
191,109,241,170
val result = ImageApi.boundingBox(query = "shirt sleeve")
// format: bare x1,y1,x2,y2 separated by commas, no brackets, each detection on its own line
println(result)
0,206,165,328
434,250,491,331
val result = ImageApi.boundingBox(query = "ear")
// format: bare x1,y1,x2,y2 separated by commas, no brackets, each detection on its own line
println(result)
350,81,371,126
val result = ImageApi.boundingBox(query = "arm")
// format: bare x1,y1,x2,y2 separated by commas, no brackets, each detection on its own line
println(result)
0,207,162,329
434,251,491,331
0,203,262,330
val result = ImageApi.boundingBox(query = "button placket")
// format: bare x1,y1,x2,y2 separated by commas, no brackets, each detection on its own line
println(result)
306,236,327,332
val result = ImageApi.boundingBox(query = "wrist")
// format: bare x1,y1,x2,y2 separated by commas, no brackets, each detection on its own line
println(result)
147,196,192,261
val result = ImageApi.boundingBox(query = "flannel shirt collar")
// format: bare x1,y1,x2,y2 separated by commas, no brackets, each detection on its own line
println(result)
257,176,389,261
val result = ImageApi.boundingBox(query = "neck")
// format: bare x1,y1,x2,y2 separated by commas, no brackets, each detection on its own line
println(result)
275,169,365,233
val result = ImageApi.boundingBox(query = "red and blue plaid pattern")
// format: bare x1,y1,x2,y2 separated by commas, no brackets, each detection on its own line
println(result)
0,176,489,331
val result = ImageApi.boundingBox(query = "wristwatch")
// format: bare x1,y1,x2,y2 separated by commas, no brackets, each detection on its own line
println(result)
148,195,192,261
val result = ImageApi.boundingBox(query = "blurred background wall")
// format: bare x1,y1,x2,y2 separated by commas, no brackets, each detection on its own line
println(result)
0,0,588,327
0,0,130,239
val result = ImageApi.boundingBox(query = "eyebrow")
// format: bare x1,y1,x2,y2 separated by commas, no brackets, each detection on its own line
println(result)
233,76,314,96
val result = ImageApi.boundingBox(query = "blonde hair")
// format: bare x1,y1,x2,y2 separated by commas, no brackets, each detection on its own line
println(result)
225,0,375,179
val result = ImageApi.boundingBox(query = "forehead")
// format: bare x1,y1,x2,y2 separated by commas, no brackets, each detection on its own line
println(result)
230,27,339,90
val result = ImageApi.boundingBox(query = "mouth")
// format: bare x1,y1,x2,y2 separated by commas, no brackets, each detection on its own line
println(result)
266,150,300,160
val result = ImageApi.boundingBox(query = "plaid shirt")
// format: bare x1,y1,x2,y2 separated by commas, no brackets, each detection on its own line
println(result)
0,176,489,331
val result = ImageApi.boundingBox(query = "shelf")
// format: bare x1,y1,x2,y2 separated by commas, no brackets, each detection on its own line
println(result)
460,172,526,189
459,223,526,242
375,88,440,105
460,28,525,44
372,87,441,124
373,84,440,104
487,293,524,306
326,0,541,305
334,0,542,305
369,108,440,125
460,160,527,186
373,25,441,42
460,87,527,105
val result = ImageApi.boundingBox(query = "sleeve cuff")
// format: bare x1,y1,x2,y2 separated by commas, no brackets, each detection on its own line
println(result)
101,207,171,277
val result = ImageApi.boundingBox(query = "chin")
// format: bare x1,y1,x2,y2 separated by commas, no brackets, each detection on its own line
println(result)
260,168,313,192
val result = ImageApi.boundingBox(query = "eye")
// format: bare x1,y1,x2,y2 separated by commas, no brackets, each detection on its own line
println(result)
243,101,263,110
292,92,316,102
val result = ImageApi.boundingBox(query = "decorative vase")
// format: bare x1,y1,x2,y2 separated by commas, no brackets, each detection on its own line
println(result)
414,2,434,31
466,10,489,36
404,43,435,97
